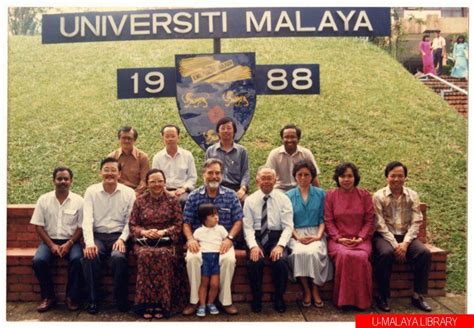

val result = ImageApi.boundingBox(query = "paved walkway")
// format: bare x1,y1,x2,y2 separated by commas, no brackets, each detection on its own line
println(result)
7,294,466,322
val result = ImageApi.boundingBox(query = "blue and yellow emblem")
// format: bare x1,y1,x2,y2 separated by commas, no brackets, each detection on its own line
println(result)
176,53,256,150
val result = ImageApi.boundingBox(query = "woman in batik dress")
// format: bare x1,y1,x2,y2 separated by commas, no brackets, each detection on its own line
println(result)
129,168,188,319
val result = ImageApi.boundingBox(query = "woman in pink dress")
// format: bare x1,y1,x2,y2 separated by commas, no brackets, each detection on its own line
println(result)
324,162,375,310
419,35,436,74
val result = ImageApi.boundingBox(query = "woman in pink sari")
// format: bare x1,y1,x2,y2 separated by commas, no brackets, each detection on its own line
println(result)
324,162,375,310
419,35,436,74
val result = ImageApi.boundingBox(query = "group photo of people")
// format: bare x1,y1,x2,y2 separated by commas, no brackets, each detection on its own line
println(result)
419,30,468,79
29,119,434,320
6,6,467,324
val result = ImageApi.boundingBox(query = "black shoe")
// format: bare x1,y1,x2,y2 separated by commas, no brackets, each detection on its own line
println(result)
274,299,286,313
87,302,99,314
251,301,262,313
376,297,391,312
411,296,432,312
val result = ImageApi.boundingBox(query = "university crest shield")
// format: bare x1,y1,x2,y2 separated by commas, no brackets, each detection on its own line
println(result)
176,53,257,150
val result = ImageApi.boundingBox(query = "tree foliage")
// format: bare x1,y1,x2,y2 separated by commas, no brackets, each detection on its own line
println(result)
8,7,44,35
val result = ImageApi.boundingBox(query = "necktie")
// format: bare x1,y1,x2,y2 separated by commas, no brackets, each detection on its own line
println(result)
260,195,270,248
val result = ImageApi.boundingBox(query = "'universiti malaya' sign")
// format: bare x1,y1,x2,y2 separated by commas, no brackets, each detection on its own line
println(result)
42,8,391,43
42,7,390,149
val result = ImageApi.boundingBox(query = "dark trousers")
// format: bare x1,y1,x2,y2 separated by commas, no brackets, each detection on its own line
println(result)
81,232,129,304
433,48,443,75
32,240,83,301
373,233,431,299
247,230,288,303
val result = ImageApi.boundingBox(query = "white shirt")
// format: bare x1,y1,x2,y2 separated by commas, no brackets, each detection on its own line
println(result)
193,224,228,253
30,191,84,240
243,189,294,250
82,182,136,247
152,146,197,190
432,36,446,50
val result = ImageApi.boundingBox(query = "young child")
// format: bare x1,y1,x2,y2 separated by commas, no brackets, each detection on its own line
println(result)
193,203,228,317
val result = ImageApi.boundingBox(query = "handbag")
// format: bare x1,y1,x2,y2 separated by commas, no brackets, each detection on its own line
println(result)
135,236,172,247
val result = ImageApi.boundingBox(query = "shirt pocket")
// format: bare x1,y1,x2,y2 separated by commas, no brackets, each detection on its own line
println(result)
63,209,78,223
115,206,130,223
177,163,189,176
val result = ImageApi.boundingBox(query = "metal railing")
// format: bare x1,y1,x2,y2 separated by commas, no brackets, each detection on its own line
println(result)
418,73,468,96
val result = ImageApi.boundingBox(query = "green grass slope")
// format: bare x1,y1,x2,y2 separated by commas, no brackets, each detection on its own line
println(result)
8,36,466,291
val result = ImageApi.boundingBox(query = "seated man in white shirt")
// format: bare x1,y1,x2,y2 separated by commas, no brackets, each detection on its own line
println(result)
243,166,294,313
81,157,136,314
152,124,197,208
30,167,84,313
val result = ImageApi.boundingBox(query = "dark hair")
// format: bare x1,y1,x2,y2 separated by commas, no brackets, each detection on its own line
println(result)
161,124,180,135
456,35,465,43
198,203,218,225
117,126,138,140
384,161,408,178
100,157,122,171
145,168,166,184
292,160,317,180
422,34,430,41
52,167,73,180
333,162,360,187
202,158,223,173
215,117,237,134
280,124,302,140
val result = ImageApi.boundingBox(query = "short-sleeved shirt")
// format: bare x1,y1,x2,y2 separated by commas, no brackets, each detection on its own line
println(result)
183,185,243,232
152,146,197,190
265,145,320,191
108,147,150,193
286,186,325,228
205,142,250,189
30,191,84,240
193,224,228,253
432,36,446,50
82,182,136,247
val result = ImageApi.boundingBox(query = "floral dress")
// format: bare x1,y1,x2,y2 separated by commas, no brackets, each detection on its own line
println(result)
129,192,188,317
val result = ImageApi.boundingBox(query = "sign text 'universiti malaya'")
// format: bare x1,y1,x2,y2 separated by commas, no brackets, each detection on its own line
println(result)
42,8,390,43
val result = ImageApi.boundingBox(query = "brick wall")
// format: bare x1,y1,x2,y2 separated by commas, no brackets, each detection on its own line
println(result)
6,204,446,303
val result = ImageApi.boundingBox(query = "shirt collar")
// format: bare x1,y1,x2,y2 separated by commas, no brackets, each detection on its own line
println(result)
54,191,71,204
385,185,409,197
165,146,181,158
117,146,139,159
100,182,121,195
278,145,302,155
216,142,235,152
199,185,225,195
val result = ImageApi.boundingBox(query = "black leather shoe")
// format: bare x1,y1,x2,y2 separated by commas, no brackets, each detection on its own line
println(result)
87,302,99,314
251,301,262,313
274,299,286,313
412,296,432,312
376,297,391,312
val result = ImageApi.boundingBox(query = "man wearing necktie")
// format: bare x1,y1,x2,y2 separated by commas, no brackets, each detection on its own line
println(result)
243,166,294,313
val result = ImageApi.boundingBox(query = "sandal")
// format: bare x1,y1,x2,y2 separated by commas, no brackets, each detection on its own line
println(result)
153,308,164,319
143,310,153,320
153,312,164,319
314,300,324,308
302,301,312,308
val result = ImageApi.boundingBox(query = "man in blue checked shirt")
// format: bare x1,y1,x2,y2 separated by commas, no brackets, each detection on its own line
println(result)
182,158,243,316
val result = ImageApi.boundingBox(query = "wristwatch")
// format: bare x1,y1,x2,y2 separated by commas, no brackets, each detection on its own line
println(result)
226,234,234,241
